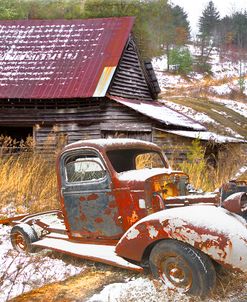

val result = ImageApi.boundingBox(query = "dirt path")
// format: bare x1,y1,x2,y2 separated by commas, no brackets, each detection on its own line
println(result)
9,268,130,302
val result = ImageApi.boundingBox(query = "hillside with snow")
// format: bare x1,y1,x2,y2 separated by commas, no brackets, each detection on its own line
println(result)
152,45,247,139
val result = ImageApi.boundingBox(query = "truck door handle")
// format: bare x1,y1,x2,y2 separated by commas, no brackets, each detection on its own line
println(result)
61,187,65,196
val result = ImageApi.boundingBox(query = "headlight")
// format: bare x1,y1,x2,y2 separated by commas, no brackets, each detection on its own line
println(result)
222,192,247,214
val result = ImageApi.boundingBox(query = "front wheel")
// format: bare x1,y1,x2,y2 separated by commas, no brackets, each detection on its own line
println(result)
149,239,216,297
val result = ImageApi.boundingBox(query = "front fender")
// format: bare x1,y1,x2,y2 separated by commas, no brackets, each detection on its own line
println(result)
115,205,247,273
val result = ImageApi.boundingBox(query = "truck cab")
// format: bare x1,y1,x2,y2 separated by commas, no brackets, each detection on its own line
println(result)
58,139,190,241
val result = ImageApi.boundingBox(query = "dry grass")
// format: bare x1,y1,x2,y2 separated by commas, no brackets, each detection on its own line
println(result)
0,137,59,213
179,140,246,191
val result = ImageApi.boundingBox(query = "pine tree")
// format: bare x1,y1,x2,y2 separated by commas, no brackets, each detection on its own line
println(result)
197,1,220,72
199,1,220,37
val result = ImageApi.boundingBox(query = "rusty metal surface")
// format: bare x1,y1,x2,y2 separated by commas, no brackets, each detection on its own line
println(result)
32,237,143,272
58,139,219,241
0,214,29,225
15,210,66,237
57,139,169,239
116,205,247,273
222,192,247,214
0,17,134,99
221,181,247,202
164,194,219,206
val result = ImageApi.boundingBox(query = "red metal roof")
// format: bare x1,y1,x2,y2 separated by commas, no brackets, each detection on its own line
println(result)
0,17,134,99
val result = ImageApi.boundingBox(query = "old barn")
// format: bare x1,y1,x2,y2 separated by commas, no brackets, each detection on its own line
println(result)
0,17,243,163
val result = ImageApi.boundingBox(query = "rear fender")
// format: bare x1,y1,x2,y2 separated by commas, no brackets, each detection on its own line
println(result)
115,205,247,273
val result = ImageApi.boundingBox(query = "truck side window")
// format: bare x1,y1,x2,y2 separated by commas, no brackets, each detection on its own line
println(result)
65,156,106,183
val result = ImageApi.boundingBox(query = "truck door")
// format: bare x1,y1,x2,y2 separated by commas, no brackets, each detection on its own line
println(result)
60,149,123,240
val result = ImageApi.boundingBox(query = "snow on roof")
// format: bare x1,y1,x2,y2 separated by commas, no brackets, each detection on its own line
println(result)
110,96,206,131
0,17,134,99
164,130,246,143
65,138,158,150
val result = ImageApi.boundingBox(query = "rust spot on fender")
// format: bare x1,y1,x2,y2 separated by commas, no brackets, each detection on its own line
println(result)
87,193,99,201
95,217,104,223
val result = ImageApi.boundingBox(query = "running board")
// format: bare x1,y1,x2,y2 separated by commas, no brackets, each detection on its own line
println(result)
32,237,143,272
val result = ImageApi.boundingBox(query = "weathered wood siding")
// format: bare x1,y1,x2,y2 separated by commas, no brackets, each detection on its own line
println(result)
153,129,192,165
108,38,157,101
100,99,152,140
0,98,152,151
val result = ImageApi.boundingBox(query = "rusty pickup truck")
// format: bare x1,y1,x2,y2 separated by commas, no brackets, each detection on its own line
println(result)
8,139,247,297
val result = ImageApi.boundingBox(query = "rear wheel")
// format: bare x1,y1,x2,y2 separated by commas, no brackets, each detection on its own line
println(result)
149,239,216,297
11,224,38,253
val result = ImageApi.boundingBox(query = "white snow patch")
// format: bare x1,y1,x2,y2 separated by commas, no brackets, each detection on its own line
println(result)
212,98,247,119
161,100,218,125
118,168,173,182
67,138,157,149
210,84,232,95
87,277,189,302
0,224,84,302
234,166,247,179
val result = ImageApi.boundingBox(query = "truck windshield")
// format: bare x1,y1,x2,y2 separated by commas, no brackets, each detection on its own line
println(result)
106,149,168,173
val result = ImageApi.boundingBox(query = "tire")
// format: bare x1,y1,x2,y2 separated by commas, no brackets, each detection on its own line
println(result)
10,223,38,253
149,239,216,297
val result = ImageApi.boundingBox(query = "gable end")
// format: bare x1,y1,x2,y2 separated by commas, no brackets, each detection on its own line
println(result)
108,38,159,101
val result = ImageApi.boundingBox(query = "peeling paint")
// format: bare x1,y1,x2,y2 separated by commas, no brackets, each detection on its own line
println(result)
126,228,140,240
147,225,158,239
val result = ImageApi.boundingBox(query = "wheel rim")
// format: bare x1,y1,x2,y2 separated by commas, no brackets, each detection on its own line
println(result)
159,255,193,292
12,231,27,251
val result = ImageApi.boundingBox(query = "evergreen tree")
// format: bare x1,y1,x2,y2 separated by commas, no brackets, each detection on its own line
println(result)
197,1,220,72
172,5,190,44
198,1,220,37
232,11,247,49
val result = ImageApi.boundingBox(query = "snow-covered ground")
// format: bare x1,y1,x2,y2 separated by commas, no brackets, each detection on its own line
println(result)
0,224,85,302
153,44,247,96
87,277,189,302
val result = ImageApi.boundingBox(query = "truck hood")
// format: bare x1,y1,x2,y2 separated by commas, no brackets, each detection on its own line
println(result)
117,168,179,182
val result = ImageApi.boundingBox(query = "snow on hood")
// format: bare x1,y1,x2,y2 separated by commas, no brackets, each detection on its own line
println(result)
117,168,177,182
141,205,247,239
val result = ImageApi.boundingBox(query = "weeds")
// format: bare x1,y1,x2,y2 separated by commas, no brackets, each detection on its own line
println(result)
0,136,58,213
179,139,247,191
